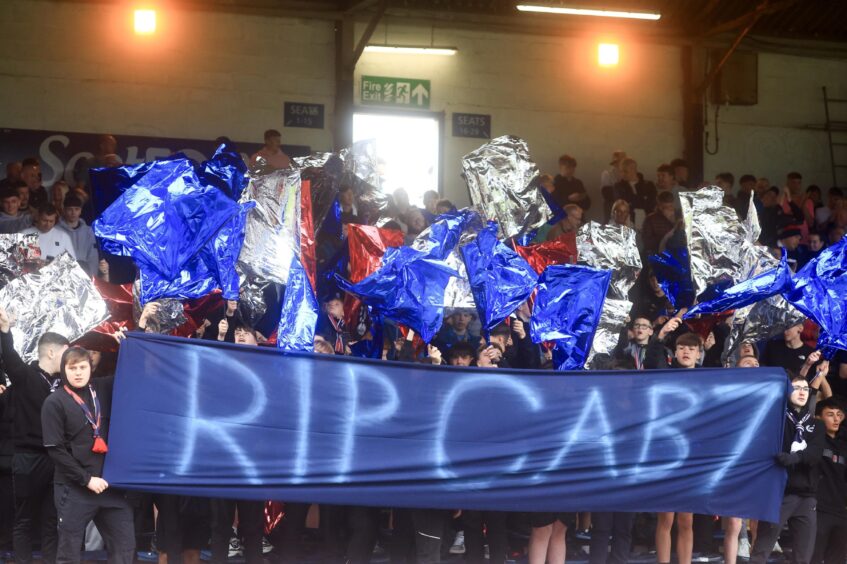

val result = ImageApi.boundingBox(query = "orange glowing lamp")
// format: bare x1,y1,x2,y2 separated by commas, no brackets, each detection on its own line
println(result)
134,9,157,35
598,43,619,67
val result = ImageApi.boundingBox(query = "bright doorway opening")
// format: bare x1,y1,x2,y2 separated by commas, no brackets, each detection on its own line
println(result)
352,111,441,207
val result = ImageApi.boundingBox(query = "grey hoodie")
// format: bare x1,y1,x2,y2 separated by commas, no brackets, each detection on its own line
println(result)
59,218,98,276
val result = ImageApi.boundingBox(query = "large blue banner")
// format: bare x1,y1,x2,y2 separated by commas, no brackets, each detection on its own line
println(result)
104,333,788,522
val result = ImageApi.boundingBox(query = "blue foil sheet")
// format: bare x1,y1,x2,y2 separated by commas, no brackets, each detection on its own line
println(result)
137,201,255,304
197,142,249,201
336,246,458,344
94,157,240,279
784,236,847,357
277,254,319,352
685,251,792,318
648,249,696,310
461,222,538,331
530,264,611,370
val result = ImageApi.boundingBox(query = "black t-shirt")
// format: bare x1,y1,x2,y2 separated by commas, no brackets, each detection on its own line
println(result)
761,339,815,375
41,377,113,487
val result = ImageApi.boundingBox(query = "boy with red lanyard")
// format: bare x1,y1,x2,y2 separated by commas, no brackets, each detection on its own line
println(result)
41,347,134,564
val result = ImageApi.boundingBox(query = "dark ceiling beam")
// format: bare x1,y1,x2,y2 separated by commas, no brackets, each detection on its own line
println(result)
702,0,798,37
351,0,388,66
696,2,769,97
343,0,380,13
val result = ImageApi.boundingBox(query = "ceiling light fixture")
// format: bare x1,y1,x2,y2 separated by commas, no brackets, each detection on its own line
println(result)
364,45,457,56
516,4,661,20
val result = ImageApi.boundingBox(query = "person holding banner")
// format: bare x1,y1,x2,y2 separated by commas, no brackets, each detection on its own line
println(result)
655,332,702,564
208,320,265,564
40,346,134,564
750,373,825,564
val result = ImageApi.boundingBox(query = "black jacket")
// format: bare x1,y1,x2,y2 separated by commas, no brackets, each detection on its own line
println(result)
41,377,114,487
780,407,825,497
816,433,847,517
1,331,61,452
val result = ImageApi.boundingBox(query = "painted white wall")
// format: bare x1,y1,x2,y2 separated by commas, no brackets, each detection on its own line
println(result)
702,52,847,192
1,0,844,215
0,0,335,151
355,23,684,212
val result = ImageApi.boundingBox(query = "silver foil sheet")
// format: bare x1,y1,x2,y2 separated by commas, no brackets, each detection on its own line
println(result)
0,233,40,288
236,273,271,328
576,221,642,301
442,248,475,309
339,139,390,225
0,253,109,363
680,186,768,297
587,298,632,367
461,135,550,240
722,294,805,366
132,279,187,334
237,167,301,286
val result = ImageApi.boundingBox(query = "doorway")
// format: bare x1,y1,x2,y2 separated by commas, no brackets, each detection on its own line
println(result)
352,110,442,207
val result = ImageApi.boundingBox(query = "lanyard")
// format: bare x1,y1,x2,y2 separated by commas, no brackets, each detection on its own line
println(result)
63,385,109,453
41,372,60,392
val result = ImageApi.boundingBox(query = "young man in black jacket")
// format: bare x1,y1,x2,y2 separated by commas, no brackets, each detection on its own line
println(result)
41,347,134,564
0,307,68,564
811,398,847,564
750,373,826,564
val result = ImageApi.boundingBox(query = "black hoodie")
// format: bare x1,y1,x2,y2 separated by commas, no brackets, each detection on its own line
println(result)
1,331,60,452
816,433,847,517
780,406,825,497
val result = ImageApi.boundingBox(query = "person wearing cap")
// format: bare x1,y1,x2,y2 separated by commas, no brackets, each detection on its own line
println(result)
600,150,626,189
41,347,135,564
59,193,99,277
778,224,810,270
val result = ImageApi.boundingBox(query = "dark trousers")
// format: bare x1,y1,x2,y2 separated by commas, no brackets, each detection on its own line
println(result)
751,494,817,564
0,470,14,550
322,505,380,564
54,484,134,564
209,499,264,564
153,495,211,561
277,502,309,563
390,509,449,564
589,512,634,564
692,514,715,553
12,452,57,564
811,511,847,564
462,510,507,564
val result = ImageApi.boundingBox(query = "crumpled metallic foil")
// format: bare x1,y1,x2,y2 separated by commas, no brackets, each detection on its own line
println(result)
410,210,482,308
237,167,301,286
131,279,186,334
339,140,390,225
461,135,550,240
587,298,633,367
680,186,767,297
576,221,642,301
237,274,271,328
295,152,344,235
0,233,40,288
0,253,110,363
442,248,475,309
722,294,805,366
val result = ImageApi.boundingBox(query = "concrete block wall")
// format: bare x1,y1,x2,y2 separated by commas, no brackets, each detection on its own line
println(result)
702,52,847,192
